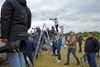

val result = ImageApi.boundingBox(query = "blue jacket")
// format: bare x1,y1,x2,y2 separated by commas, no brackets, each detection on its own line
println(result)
57,36,62,47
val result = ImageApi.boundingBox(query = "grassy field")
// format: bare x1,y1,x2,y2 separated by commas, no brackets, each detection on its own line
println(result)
34,42,100,67
1,42,100,67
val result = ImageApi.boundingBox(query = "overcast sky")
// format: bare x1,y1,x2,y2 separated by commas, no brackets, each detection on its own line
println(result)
0,0,100,33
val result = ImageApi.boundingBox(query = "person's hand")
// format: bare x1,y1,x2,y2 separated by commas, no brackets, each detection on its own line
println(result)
0,39,7,43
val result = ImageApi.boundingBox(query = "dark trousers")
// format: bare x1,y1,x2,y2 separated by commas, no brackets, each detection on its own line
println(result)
79,42,82,52
55,25,58,32
66,48,80,64
57,46,61,60
86,52,97,67
53,47,57,56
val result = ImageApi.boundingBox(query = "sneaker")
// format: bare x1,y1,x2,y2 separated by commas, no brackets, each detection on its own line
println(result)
64,63,69,65
57,60,61,63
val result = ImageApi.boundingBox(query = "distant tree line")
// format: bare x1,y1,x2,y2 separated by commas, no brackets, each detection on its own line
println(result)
64,31,100,41
76,31,100,37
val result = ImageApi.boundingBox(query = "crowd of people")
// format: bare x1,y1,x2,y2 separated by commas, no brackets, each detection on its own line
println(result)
51,31,100,67
49,17,100,67
0,0,100,67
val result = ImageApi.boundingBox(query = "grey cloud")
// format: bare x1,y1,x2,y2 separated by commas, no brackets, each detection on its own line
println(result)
0,0,100,32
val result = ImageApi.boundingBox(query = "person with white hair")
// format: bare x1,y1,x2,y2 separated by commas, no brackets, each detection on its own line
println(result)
57,32,62,62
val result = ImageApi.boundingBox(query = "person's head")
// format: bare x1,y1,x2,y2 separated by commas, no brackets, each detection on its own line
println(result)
70,31,75,36
87,32,93,38
55,18,57,20
58,32,62,37
36,27,41,33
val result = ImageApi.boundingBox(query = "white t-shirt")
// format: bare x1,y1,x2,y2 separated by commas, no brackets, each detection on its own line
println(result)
54,20,58,26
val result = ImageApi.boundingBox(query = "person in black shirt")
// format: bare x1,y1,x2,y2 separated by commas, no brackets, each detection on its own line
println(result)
85,32,99,67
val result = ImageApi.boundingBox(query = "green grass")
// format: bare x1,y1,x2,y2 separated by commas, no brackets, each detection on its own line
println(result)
34,42,100,67
1,41,100,67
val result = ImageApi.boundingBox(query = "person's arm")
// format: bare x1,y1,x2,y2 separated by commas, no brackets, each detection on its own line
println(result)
49,18,55,20
27,7,31,29
1,1,13,39
95,39,99,52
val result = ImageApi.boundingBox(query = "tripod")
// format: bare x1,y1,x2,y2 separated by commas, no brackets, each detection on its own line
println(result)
80,53,87,67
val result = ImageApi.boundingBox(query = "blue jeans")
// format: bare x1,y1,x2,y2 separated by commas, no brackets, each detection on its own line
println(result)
8,52,25,67
86,52,97,67
57,46,61,60
66,48,80,64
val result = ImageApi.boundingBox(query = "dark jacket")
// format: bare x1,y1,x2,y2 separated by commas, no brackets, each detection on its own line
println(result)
1,0,31,41
78,36,83,43
32,27,41,46
52,40,57,48
26,40,35,62
85,37,99,53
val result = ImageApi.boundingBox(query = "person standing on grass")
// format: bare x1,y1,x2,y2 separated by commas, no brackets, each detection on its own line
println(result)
64,31,80,65
23,33,36,67
57,32,62,62
1,0,31,67
85,32,99,67
51,26,56,36
78,35,83,52
52,37,57,56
